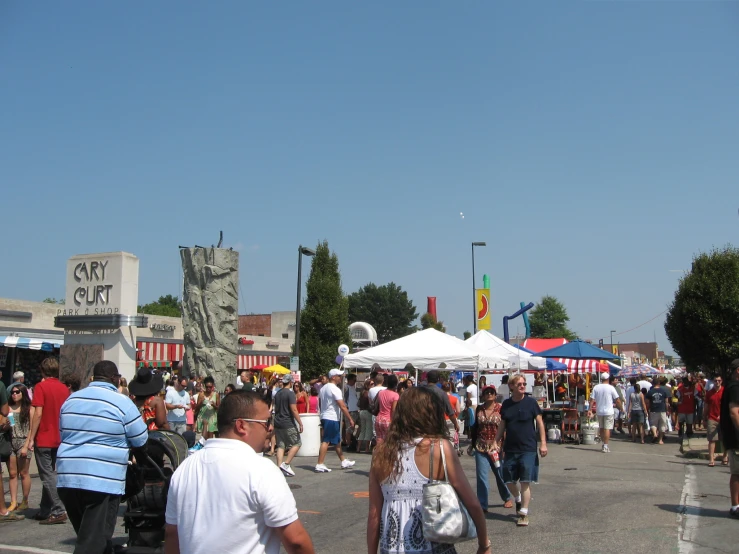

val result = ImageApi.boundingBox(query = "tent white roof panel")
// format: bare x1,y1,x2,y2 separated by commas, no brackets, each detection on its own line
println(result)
465,330,547,370
343,328,509,370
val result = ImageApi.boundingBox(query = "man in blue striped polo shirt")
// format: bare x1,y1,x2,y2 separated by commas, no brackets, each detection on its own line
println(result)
57,361,148,553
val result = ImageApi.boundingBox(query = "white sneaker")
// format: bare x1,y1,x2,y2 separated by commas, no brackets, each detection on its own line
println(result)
314,464,332,473
603,444,610,453
341,459,355,469
280,463,296,477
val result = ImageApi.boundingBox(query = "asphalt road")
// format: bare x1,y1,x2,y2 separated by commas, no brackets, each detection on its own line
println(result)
1,432,736,553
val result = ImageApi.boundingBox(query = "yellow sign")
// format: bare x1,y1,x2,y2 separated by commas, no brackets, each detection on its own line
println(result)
612,345,619,355
476,289,491,330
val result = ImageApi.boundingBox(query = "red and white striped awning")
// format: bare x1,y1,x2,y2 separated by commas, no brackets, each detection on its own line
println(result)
136,342,184,363
238,355,278,370
559,359,609,374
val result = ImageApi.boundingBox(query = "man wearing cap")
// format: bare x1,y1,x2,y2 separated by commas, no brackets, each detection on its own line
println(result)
57,360,148,552
274,374,303,477
315,369,355,473
588,373,622,453
720,359,739,519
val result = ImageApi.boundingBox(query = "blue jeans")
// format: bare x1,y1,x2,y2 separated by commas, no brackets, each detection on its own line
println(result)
474,450,512,509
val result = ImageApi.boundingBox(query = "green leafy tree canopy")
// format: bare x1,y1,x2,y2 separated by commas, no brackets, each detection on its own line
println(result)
43,297,65,304
664,245,739,373
420,312,446,333
299,241,352,381
348,282,418,344
138,294,182,317
529,295,576,340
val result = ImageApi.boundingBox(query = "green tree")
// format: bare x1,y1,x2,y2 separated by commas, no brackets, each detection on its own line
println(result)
347,282,418,344
665,245,739,374
420,312,446,333
529,295,576,340
43,297,65,304
138,294,182,317
299,241,352,381
463,331,472,340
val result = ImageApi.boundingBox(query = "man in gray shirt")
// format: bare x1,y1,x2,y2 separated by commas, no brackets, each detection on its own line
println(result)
425,371,459,434
274,374,303,477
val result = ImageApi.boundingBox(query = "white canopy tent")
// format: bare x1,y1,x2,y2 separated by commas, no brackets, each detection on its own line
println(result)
342,328,510,374
465,330,547,370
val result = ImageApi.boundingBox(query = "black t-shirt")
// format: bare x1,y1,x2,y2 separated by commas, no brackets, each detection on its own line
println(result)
273,388,297,430
720,380,739,449
501,396,542,453
646,386,670,413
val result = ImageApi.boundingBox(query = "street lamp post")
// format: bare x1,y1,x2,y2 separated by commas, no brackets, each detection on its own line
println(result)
610,330,616,353
471,242,486,333
295,245,316,365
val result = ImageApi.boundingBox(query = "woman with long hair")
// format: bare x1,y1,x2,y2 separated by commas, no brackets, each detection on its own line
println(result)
308,385,319,414
6,383,34,511
195,376,220,440
368,387,490,554
294,382,308,414
468,385,514,511
373,374,399,446
117,376,129,395
357,384,374,453
628,378,648,444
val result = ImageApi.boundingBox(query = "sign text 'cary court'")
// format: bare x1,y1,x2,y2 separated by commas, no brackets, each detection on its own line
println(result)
58,260,120,315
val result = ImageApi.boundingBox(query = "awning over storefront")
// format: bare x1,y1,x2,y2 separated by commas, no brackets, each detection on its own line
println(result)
136,341,184,365
238,355,278,370
0,335,62,351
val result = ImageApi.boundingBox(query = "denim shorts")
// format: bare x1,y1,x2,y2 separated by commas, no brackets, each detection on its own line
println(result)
321,419,341,446
502,451,539,484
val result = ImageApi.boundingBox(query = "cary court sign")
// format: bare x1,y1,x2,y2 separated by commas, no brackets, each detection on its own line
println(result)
59,254,131,317
57,260,118,316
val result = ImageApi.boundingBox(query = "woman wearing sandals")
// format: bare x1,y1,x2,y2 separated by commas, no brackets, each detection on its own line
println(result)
5,382,34,513
627,378,648,444
468,385,515,511
368,387,490,554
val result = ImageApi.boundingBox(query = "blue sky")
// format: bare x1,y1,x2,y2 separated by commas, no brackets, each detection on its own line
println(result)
2,2,738,355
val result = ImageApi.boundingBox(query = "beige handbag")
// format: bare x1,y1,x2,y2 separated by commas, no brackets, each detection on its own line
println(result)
421,440,477,544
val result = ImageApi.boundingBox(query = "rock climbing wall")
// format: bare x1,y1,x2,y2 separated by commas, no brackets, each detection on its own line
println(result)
180,247,239,392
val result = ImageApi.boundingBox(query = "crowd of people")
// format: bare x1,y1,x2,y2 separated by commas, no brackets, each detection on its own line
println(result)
1,357,738,552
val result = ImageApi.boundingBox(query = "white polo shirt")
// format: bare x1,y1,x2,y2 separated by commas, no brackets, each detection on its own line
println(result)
165,438,298,554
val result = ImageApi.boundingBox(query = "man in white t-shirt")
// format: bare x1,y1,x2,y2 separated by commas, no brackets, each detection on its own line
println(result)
164,390,315,554
165,377,191,435
316,369,355,473
464,374,479,408
588,373,622,453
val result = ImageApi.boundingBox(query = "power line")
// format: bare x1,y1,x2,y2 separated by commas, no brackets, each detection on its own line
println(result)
595,308,669,343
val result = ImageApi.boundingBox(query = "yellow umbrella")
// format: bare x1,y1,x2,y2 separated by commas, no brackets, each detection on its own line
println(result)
263,364,290,375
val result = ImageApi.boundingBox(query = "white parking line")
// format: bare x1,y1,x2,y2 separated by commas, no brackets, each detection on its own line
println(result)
0,545,69,554
677,463,699,554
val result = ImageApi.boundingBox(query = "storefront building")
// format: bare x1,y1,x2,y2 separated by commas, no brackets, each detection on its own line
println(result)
0,298,293,387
